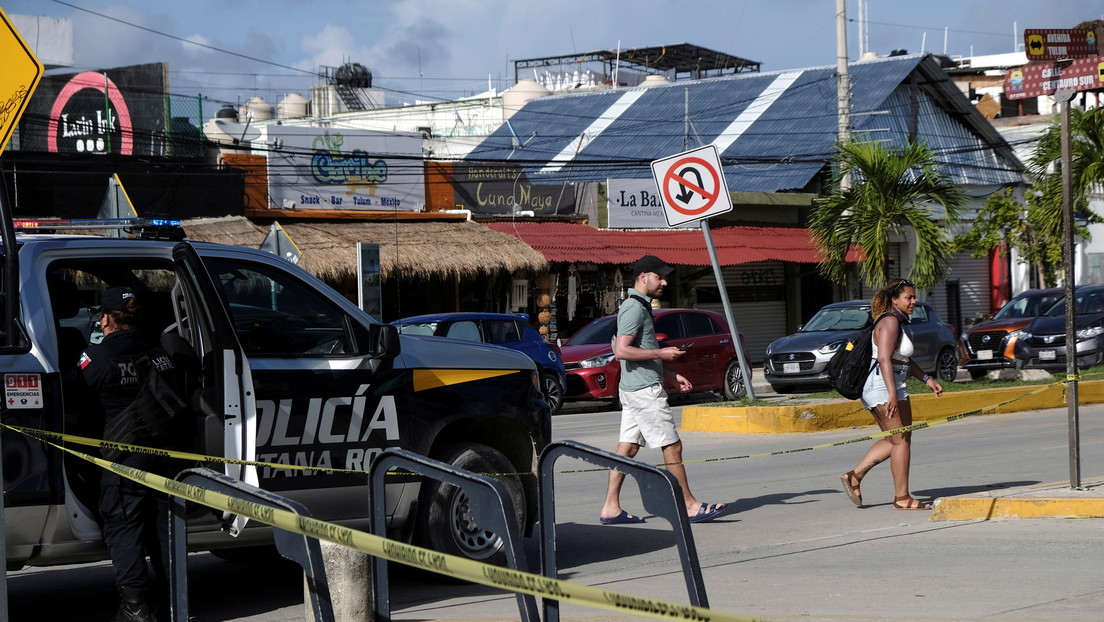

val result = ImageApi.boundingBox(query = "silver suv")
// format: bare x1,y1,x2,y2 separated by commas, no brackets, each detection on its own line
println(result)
764,300,959,393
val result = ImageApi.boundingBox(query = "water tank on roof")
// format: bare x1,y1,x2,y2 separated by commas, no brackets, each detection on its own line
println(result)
215,104,238,120
640,74,670,86
278,93,309,119
242,96,274,121
503,79,551,121
335,62,372,88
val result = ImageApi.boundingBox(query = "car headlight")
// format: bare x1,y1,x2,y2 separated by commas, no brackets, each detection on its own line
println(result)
579,352,616,368
817,340,846,355
1008,329,1029,341
1076,326,1104,340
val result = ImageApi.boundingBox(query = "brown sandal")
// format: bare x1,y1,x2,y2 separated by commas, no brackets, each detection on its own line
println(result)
840,471,862,506
892,495,932,510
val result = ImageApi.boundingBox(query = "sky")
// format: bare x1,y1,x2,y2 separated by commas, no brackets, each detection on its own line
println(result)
4,0,1101,108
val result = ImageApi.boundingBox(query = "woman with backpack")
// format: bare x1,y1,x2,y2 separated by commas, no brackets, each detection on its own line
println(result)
839,279,943,511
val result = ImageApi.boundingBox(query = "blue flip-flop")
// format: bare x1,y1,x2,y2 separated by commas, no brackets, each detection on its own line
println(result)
599,510,646,525
688,503,726,523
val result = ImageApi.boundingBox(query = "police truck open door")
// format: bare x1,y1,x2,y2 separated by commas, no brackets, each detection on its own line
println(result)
171,242,258,534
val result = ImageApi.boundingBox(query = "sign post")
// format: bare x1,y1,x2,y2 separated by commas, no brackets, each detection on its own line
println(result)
0,8,42,618
651,146,755,399
1003,26,1095,490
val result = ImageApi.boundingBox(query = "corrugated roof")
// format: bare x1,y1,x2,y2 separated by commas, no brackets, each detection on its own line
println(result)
471,54,1022,192
485,221,835,265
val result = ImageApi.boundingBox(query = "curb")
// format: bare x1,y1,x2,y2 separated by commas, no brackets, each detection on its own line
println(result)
681,379,1104,434
930,479,1104,521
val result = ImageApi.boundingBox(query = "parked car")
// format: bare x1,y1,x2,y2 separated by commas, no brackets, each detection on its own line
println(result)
763,300,959,393
392,312,567,414
559,308,750,404
959,287,1065,379
1013,285,1104,371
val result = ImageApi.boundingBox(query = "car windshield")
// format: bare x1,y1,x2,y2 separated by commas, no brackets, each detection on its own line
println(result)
1044,290,1104,316
394,321,438,336
800,306,871,332
992,291,1064,319
564,317,617,345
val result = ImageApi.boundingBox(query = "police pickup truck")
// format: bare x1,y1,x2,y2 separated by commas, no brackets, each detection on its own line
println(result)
0,217,550,569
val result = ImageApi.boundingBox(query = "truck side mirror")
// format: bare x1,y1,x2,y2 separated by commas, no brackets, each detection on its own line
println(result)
369,323,401,359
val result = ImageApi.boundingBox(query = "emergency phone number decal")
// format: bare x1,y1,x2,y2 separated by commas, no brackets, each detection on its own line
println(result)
5,373,43,409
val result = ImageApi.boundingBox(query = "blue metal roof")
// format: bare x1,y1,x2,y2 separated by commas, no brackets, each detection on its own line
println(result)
469,54,1022,192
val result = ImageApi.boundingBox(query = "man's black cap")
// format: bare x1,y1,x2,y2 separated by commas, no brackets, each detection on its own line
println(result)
99,286,136,312
634,255,674,277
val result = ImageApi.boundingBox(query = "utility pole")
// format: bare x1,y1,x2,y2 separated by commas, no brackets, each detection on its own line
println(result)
836,0,851,189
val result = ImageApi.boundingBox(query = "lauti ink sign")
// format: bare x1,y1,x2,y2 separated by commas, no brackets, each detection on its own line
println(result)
19,62,167,156
47,71,133,154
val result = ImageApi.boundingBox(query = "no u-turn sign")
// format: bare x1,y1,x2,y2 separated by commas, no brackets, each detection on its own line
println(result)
650,145,733,227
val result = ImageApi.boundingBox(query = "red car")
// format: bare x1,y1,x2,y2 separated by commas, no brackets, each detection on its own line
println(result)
560,308,749,404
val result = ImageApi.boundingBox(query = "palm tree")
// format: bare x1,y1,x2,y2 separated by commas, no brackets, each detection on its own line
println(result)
809,140,966,289
1029,106,1104,218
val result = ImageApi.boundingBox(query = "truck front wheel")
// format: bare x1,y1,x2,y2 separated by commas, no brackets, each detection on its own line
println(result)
415,443,526,566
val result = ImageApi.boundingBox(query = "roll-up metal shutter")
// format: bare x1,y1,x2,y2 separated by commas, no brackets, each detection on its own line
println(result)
924,251,989,334
691,261,786,364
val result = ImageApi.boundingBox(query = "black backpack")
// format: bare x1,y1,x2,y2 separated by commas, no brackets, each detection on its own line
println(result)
826,313,894,400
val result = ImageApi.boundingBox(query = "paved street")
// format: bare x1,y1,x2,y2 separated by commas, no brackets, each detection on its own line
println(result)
7,400,1104,621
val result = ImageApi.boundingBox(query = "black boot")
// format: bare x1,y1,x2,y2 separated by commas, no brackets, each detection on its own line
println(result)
114,586,156,622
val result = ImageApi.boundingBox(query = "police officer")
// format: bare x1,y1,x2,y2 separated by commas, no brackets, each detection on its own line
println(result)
80,287,171,622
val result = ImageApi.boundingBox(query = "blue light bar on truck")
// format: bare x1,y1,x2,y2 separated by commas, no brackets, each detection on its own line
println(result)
11,218,186,240
12,217,181,230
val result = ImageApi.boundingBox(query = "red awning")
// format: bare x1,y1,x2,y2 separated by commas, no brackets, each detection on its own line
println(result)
485,221,837,266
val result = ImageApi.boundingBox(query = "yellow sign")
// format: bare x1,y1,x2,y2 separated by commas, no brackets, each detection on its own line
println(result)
0,8,44,155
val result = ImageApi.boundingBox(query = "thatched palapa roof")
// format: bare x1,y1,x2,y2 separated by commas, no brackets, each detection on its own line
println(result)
182,217,548,282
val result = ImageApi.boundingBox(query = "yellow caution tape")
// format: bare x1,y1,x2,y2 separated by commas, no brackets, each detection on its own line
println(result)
0,377,1075,478
44,440,767,622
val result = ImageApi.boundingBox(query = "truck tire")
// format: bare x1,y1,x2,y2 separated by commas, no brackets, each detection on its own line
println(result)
415,443,525,566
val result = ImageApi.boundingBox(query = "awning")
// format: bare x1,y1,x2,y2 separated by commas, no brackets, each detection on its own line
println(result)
183,216,548,281
485,221,833,266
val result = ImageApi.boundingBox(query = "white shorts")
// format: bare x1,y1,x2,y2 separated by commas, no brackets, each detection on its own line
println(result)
618,383,680,448
860,363,910,409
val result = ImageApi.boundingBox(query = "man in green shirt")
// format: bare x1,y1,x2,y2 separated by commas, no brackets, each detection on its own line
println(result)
598,255,726,525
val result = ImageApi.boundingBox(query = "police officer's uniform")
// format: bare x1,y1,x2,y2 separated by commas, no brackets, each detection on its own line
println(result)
80,287,171,622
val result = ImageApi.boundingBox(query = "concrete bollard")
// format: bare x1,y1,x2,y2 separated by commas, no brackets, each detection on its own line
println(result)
304,541,373,622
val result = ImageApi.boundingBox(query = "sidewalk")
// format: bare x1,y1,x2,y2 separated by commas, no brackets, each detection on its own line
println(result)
697,367,1104,522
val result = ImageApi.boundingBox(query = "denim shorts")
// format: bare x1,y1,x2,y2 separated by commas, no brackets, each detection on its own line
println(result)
860,363,910,409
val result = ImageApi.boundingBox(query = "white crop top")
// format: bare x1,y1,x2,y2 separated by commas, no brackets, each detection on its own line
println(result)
870,322,914,361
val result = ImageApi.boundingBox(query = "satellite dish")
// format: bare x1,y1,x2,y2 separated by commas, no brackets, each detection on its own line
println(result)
213,119,261,143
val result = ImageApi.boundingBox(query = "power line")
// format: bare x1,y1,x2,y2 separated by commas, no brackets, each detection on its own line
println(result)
847,17,1011,38
47,0,456,103
50,0,315,76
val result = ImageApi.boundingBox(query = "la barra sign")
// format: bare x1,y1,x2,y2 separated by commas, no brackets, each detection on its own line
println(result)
0,7,44,155
1004,56,1104,100
1024,29,1097,61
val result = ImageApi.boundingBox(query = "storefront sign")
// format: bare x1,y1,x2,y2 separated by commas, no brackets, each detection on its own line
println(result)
452,163,576,216
265,127,425,211
20,62,167,156
607,178,696,229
